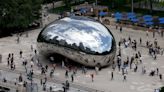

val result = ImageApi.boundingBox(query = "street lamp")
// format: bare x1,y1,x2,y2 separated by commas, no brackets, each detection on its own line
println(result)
131,0,134,13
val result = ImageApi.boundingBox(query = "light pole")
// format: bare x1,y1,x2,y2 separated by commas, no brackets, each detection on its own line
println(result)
131,0,134,13
95,0,97,6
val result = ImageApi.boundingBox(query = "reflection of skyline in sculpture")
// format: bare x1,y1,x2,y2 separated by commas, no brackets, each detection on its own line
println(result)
37,16,116,67
41,16,113,54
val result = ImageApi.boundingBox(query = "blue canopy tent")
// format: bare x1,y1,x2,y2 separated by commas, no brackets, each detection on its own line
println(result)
144,21,154,27
143,15,152,19
131,18,138,23
159,21,164,24
99,11,108,17
127,12,135,16
128,15,136,19
80,8,87,14
114,12,122,22
114,12,122,16
159,17,164,21
143,15,153,22
127,12,136,19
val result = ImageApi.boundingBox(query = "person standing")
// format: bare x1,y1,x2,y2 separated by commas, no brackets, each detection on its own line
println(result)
156,68,159,75
49,86,52,92
139,37,142,45
40,78,43,85
146,30,149,37
123,74,127,81
17,36,20,44
34,50,37,55
161,30,163,37
159,74,162,81
120,26,122,33
91,74,94,82
111,71,114,80
134,65,138,72
19,50,23,58
95,66,99,75
142,66,146,74
153,30,155,38
31,45,33,51
71,74,74,82
18,73,23,82
62,60,65,68
116,24,118,29
65,70,69,78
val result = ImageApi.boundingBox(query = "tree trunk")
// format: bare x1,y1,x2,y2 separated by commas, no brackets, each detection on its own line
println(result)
144,0,147,9
52,1,55,9
139,0,141,8
149,0,153,13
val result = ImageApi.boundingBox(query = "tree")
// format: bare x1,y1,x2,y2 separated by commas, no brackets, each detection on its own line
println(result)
62,0,71,8
43,0,56,8
0,0,42,36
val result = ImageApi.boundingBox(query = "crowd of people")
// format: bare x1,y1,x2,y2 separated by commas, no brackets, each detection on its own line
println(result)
0,13,163,92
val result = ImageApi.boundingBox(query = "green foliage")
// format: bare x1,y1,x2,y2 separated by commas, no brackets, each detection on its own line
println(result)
48,6,70,14
62,0,71,8
0,0,42,31
99,0,131,8
161,87,164,92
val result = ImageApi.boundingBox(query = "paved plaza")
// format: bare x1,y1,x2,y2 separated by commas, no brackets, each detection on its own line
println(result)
0,12,164,92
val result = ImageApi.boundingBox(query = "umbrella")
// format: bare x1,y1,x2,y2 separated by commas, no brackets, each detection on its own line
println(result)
127,12,135,16
143,15,153,21
99,11,108,16
131,18,138,23
128,15,136,19
145,21,154,26
80,8,87,13
159,21,164,24
114,12,122,21
159,17,164,21
143,15,152,19
114,12,122,17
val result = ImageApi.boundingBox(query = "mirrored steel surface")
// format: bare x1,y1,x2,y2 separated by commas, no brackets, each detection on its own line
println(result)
37,16,116,67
